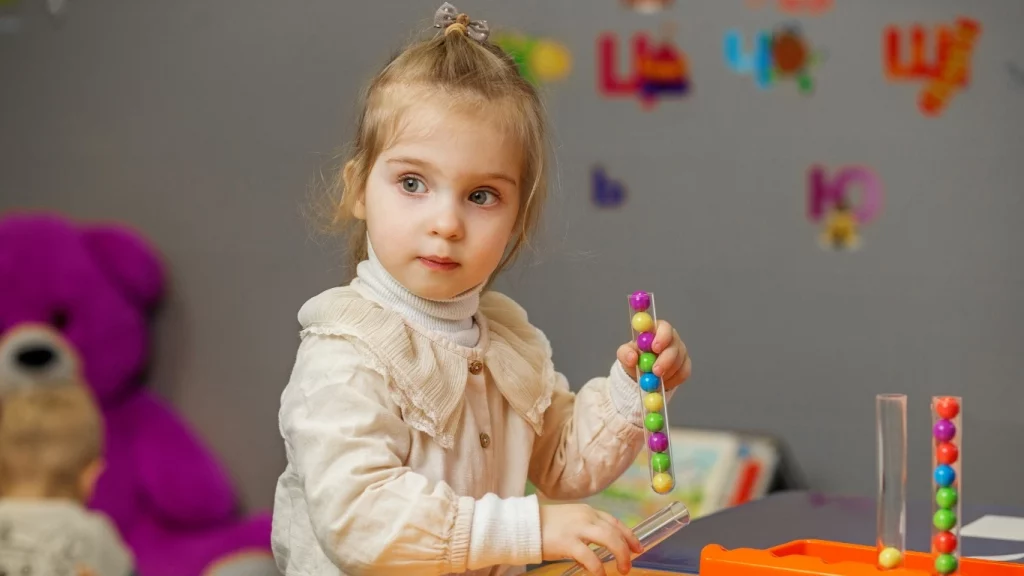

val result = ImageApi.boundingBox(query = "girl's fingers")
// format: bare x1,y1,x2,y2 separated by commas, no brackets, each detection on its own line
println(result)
582,522,632,575
617,342,640,369
653,345,679,378
652,320,674,354
597,510,642,554
570,541,606,576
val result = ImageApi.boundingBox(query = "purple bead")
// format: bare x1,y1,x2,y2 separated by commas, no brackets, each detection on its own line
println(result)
649,432,668,452
629,291,651,312
637,331,655,352
934,419,956,442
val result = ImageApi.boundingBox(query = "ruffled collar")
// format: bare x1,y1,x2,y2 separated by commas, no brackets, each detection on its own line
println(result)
297,286,554,449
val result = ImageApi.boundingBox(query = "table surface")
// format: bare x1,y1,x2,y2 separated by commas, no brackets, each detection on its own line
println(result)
627,490,1024,573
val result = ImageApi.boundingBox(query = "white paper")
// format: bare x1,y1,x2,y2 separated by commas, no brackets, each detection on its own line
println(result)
961,515,1024,542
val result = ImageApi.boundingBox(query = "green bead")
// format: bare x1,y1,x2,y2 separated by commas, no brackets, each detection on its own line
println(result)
935,553,958,574
644,412,664,432
936,486,958,509
650,452,671,473
638,352,657,373
933,509,957,531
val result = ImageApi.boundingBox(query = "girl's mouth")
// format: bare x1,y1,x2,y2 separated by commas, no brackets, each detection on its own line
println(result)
418,257,460,271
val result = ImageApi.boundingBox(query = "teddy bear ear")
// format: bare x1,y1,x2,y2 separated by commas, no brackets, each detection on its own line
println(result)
81,224,165,310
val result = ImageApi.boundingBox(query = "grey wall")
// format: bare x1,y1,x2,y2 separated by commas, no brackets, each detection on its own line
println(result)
1,0,1022,514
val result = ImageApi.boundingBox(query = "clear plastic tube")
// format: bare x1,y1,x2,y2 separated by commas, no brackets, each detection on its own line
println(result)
561,501,691,576
876,394,907,570
627,291,675,495
931,396,962,576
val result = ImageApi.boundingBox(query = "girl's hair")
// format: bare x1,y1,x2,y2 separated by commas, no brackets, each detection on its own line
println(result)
319,7,549,279
0,384,102,500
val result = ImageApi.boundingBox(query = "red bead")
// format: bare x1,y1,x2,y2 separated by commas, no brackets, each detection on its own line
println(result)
934,531,957,554
935,397,960,420
936,442,959,465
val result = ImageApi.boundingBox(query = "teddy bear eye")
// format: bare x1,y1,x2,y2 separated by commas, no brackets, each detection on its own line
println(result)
50,309,69,330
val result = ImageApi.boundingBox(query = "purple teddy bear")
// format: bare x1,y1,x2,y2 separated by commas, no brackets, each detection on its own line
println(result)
0,212,273,576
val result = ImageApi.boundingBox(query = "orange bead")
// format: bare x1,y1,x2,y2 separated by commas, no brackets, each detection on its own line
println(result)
935,397,960,420
933,530,957,554
936,441,958,465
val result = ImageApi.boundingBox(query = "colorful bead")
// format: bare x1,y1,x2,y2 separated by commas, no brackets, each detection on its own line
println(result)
933,419,956,442
644,412,664,432
631,312,654,333
934,553,958,575
935,486,958,509
936,442,958,465
933,509,957,531
643,392,664,412
650,452,670,473
639,372,660,392
877,547,902,569
935,397,960,420
652,472,673,494
934,464,955,487
629,291,651,312
933,531,957,554
636,331,655,352
638,352,657,373
648,432,668,452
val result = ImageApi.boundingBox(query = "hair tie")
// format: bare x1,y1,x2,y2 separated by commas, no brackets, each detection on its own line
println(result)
434,2,490,43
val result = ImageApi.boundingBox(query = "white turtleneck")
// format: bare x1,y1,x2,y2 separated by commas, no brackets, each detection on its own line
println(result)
350,241,483,348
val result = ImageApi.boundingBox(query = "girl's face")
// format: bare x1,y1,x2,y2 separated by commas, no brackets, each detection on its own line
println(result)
355,98,522,301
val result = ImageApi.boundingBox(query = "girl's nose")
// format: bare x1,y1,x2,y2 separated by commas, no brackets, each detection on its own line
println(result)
429,199,465,240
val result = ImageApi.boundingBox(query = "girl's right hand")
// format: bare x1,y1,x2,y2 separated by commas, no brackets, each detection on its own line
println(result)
540,504,643,575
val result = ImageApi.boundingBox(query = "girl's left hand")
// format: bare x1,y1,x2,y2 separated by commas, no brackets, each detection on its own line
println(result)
617,320,691,392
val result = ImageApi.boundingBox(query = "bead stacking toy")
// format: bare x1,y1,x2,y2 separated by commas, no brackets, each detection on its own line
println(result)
931,396,962,576
628,290,675,495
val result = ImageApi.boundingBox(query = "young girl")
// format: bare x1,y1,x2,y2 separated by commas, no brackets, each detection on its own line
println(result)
272,4,691,575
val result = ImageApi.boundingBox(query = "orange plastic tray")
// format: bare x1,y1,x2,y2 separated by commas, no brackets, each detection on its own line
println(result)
701,539,1024,575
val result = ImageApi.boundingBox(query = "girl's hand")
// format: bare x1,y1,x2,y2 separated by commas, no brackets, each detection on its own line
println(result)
617,320,691,392
540,504,642,575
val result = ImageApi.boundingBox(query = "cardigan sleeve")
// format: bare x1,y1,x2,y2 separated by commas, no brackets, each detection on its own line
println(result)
527,361,675,501
278,332,478,574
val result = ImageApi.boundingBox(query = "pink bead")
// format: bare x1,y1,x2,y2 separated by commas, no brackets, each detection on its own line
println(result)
629,291,651,312
637,332,655,352
648,432,668,452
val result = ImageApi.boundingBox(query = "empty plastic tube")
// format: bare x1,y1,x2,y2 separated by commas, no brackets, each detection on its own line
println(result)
561,501,690,575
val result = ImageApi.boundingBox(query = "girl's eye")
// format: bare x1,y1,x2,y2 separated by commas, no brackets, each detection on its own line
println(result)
468,189,497,206
401,177,426,194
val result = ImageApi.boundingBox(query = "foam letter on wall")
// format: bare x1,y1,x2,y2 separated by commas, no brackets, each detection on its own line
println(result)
592,166,627,207
807,165,883,224
724,29,773,89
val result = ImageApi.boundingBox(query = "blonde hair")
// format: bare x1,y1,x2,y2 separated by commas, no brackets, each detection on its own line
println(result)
0,384,103,500
318,11,550,279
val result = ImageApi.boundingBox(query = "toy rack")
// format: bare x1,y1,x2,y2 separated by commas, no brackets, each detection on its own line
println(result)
699,540,1024,575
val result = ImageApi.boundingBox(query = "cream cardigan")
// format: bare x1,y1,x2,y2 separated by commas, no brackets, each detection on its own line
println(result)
271,285,656,576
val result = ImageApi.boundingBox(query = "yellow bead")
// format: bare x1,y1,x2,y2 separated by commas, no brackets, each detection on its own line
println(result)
632,312,654,333
644,392,664,412
878,547,902,569
652,473,673,494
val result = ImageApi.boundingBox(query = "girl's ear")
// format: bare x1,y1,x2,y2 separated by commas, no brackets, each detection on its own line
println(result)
343,160,367,220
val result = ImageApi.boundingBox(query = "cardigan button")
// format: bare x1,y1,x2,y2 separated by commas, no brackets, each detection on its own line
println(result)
479,432,491,448
468,359,484,375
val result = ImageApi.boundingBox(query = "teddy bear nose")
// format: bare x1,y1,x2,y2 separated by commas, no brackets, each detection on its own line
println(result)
15,345,56,369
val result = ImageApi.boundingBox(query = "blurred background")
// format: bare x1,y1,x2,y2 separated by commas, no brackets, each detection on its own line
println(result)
1,0,1022,572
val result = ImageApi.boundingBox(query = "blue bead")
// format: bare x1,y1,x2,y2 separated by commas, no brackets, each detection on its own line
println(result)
640,372,661,392
934,464,956,487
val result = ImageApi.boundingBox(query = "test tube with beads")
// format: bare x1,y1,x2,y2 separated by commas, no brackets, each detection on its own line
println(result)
627,291,675,494
931,396,962,576
876,394,907,570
